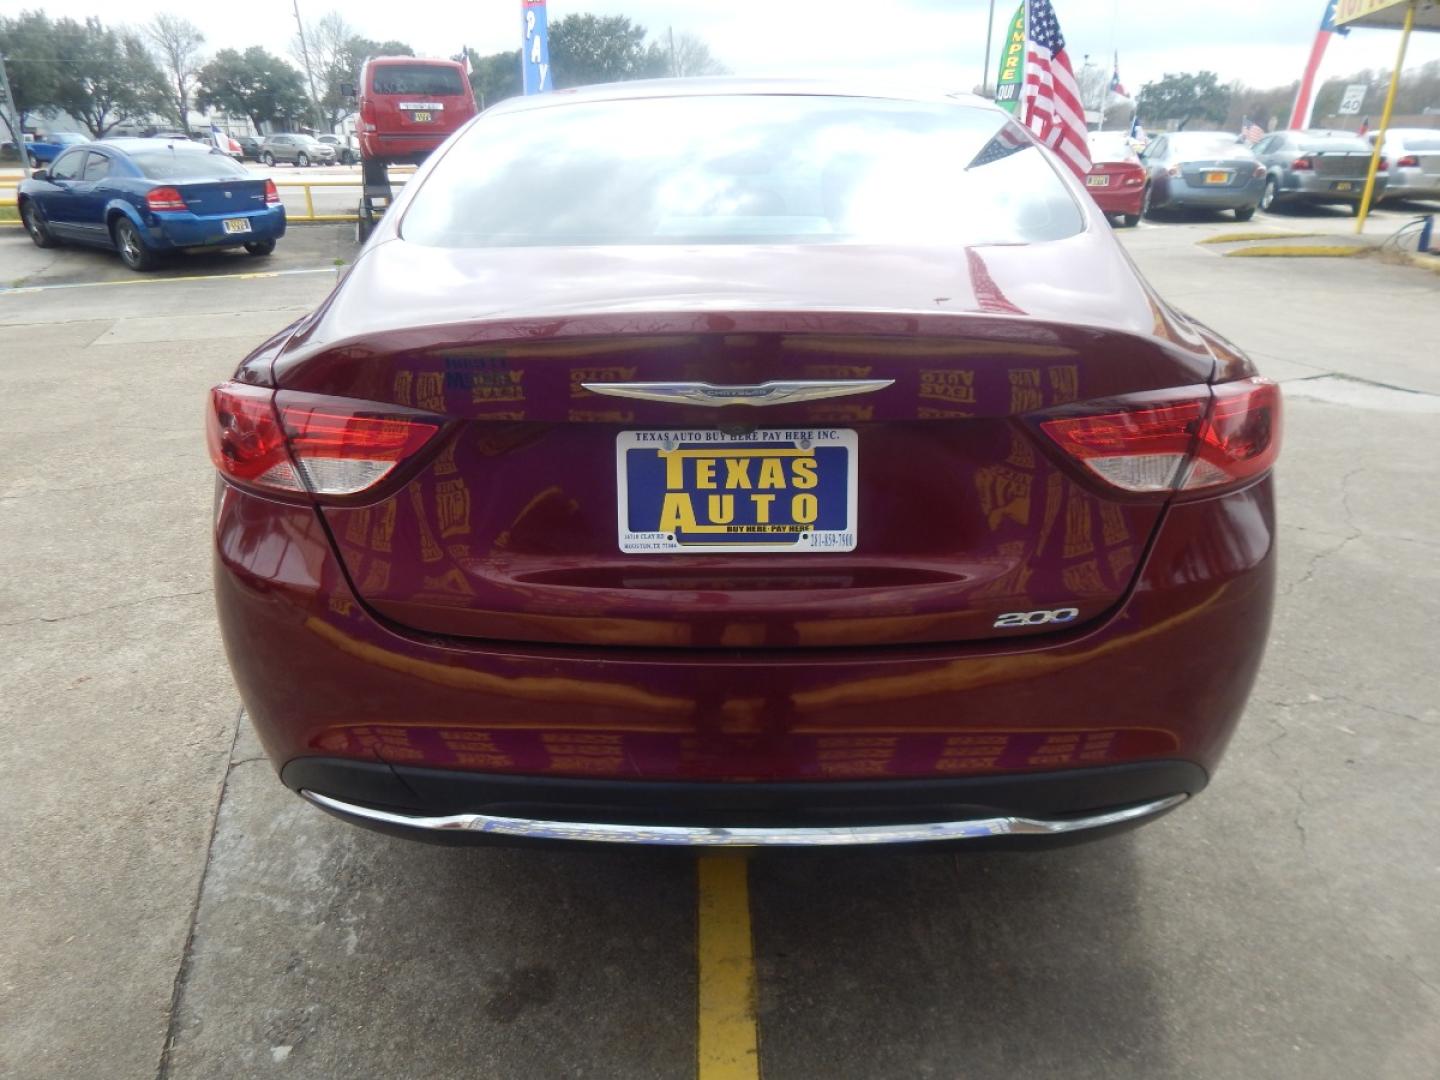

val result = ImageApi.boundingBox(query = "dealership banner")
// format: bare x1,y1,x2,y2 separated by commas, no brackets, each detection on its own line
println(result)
521,0,551,95
994,3,1026,113
1335,0,1410,25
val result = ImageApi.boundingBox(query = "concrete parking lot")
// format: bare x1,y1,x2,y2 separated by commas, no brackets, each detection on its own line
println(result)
2,214,1438,1080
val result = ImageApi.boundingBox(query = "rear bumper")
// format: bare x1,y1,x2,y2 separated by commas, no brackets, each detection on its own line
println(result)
1090,185,1145,216
214,472,1275,840
299,780,1191,848
149,208,287,249
1382,170,1440,200
1163,178,1264,209
1276,171,1385,201
358,133,448,165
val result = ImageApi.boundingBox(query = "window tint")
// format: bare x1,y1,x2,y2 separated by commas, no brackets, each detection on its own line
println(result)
403,95,1084,249
50,150,85,181
128,147,248,180
370,64,465,96
82,153,111,181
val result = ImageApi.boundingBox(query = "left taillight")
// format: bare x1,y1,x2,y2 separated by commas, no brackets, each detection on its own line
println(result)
264,179,280,205
207,383,442,498
145,186,187,211
1039,378,1282,496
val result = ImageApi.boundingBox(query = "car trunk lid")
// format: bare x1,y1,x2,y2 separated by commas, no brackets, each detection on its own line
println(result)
176,178,270,216
272,240,1216,650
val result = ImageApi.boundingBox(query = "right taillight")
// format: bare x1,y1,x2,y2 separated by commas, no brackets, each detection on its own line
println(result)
1040,378,1281,496
207,383,443,499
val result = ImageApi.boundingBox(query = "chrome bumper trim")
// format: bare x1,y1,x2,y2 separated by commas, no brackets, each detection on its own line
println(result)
301,790,1186,847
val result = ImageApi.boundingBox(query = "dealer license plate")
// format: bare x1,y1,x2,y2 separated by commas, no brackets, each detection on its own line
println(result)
221,218,251,235
1332,181,1355,192
1086,175,1110,187
1204,171,1230,185
616,428,858,554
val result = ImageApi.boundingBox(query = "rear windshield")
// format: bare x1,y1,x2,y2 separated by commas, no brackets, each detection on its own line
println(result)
370,64,464,96
1403,135,1440,152
1089,133,1137,162
1301,138,1370,154
402,95,1084,248
129,148,249,180
1170,135,1253,159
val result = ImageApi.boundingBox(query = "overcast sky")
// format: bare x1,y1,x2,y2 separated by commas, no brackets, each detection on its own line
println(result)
25,0,1440,96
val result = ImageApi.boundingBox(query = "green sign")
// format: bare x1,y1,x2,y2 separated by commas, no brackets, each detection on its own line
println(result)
995,4,1026,114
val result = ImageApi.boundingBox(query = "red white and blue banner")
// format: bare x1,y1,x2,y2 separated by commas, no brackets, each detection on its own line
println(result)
521,0,551,95
1288,0,1350,129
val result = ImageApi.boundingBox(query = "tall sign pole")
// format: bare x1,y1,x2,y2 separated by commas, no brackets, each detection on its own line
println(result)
521,1,552,95
981,0,998,96
291,0,324,133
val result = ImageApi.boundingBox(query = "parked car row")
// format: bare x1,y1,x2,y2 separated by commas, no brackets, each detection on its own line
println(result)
1084,126,1436,226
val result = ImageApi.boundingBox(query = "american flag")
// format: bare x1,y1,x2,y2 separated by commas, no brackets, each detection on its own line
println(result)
1020,0,1091,180
1240,118,1265,145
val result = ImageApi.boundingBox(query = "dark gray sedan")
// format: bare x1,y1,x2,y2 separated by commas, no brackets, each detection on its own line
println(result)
1139,133,1265,221
1253,130,1386,215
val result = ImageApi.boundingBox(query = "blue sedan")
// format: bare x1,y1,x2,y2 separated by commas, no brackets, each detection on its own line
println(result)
17,138,286,271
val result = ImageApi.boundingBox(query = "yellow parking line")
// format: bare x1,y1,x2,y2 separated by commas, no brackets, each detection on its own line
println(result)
0,266,336,295
697,855,761,1080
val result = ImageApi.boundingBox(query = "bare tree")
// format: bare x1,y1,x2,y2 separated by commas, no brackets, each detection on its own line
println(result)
292,11,355,129
145,14,205,133
668,31,727,78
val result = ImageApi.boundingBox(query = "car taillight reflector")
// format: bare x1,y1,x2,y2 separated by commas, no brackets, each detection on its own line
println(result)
207,383,442,498
206,383,302,491
146,186,187,211
1291,156,1314,171
1040,378,1281,495
264,179,280,205
1398,154,1420,168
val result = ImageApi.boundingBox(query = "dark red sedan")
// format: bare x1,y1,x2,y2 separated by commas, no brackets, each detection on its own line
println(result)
208,81,1280,849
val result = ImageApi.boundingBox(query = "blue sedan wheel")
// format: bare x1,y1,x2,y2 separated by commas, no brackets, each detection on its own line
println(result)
112,218,158,272
22,201,59,249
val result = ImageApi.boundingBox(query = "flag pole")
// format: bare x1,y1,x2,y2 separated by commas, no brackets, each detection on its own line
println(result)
982,0,998,96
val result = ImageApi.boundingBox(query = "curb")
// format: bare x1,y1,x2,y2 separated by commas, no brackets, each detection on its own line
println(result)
1223,244,1369,258
1199,231,1322,245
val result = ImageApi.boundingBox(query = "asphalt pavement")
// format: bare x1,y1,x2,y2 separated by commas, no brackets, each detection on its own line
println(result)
1,216,1438,1080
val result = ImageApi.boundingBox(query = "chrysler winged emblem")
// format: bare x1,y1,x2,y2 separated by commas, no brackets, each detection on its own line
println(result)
579,379,894,407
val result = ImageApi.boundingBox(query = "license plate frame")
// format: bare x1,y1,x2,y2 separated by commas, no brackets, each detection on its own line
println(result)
1086,174,1111,187
411,111,433,123
1204,171,1230,185
1331,180,1355,192
615,428,858,554
221,217,252,235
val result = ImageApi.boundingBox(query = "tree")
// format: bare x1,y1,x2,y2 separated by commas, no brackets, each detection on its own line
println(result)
51,17,166,137
145,14,205,134
663,31,727,78
1136,71,1232,131
197,47,309,133
548,14,666,89
325,35,413,127
461,47,522,109
0,10,63,131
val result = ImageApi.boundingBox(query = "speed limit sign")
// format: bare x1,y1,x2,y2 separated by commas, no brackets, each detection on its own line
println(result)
1339,84,1367,115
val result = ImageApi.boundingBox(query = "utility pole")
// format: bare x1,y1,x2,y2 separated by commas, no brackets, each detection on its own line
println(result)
0,52,26,178
981,0,997,97
291,0,324,133
668,26,678,78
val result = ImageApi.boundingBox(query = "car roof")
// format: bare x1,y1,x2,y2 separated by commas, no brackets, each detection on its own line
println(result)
485,77,998,118
98,137,213,153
